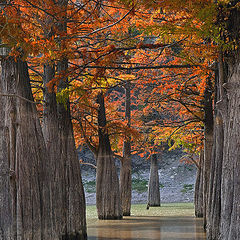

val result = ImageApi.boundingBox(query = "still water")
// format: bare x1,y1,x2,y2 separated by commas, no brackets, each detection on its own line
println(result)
87,204,206,240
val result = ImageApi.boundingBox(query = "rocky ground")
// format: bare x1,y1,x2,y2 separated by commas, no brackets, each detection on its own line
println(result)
79,148,197,205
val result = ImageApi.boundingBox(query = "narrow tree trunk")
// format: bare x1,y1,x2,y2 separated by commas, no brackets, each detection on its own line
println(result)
206,62,224,240
0,58,52,239
120,142,132,216
147,154,161,207
96,92,122,219
207,112,224,240
203,77,214,228
120,80,132,216
0,127,11,239
43,61,87,239
194,151,203,218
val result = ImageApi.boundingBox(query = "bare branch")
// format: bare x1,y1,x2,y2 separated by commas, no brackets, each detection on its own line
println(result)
80,160,97,169
85,64,198,70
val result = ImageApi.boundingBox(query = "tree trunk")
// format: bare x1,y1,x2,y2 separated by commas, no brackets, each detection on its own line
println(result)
0,126,11,239
203,77,214,228
206,5,240,239
219,60,240,240
120,80,132,216
147,154,161,207
194,151,203,218
206,62,224,240
207,112,224,240
42,61,87,239
96,92,122,220
0,58,52,239
42,0,87,236
120,142,132,216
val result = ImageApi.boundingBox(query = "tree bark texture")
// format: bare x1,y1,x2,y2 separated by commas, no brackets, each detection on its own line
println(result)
203,77,214,228
120,80,132,216
120,142,131,216
96,92,122,220
194,151,203,218
206,62,224,240
219,61,240,240
206,5,240,239
0,58,52,239
147,154,161,207
42,62,87,239
42,1,86,237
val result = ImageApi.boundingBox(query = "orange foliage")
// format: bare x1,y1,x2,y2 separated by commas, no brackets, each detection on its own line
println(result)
0,0,219,160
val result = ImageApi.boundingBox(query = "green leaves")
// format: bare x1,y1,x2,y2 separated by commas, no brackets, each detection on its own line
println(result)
56,88,70,108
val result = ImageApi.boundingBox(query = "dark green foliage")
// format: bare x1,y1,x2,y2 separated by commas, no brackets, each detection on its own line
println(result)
181,184,194,193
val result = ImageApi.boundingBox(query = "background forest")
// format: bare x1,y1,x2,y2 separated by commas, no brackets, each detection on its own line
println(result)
0,0,240,240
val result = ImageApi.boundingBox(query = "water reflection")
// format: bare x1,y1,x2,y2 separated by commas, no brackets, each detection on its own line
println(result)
87,216,206,240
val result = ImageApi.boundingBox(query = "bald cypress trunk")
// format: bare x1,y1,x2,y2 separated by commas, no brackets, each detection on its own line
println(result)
0,58,52,239
219,58,240,240
207,4,240,239
120,142,131,216
203,77,214,228
96,92,122,220
207,112,223,239
206,62,223,240
41,0,87,237
43,61,87,239
147,154,160,207
120,80,132,216
194,151,203,218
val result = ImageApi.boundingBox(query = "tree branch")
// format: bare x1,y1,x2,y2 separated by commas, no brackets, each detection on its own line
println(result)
85,64,198,70
77,7,134,38
79,161,97,169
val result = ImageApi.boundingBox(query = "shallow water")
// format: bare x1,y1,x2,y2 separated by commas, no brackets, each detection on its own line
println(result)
87,212,206,240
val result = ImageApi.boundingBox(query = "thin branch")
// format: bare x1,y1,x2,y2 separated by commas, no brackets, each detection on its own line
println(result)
76,118,97,155
85,64,198,70
180,154,200,169
77,7,134,39
113,152,124,162
80,161,97,169
28,65,44,77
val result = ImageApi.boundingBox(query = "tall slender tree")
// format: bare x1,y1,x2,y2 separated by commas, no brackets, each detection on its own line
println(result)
120,79,132,216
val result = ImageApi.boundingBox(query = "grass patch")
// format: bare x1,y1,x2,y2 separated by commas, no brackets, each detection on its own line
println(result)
181,184,194,193
86,203,195,222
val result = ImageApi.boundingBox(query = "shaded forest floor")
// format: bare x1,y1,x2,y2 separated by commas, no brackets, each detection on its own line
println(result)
87,203,206,240
79,149,197,205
